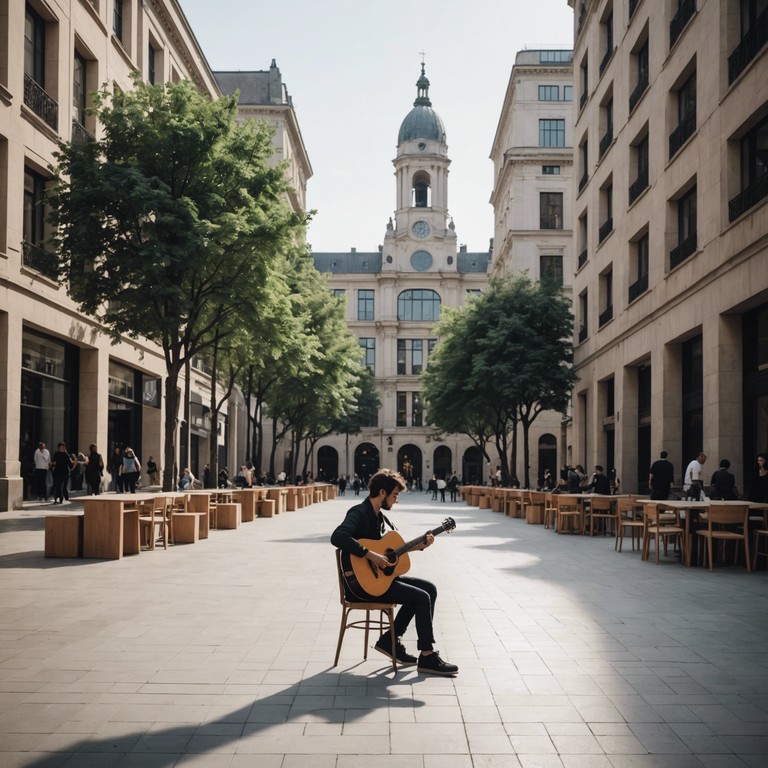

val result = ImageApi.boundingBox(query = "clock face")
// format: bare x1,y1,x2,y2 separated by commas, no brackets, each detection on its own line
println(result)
412,220,430,239
410,250,433,271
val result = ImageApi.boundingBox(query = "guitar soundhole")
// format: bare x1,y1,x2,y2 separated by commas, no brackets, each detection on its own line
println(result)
383,549,396,575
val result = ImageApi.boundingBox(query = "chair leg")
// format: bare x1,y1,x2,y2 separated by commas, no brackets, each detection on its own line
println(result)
387,608,397,671
363,610,371,660
334,607,350,666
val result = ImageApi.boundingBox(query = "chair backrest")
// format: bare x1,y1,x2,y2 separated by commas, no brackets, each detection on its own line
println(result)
528,491,546,505
335,549,349,606
590,496,614,512
707,504,749,528
557,495,579,513
617,497,637,516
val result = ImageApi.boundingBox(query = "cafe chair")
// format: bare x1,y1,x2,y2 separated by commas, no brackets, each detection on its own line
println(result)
615,497,644,552
752,510,768,571
555,495,583,534
544,493,557,529
138,495,169,550
695,503,751,572
589,496,615,536
334,550,398,670
642,504,685,563
524,491,546,525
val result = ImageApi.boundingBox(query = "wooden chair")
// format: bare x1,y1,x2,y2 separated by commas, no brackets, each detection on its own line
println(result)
752,510,768,571
615,497,643,552
524,491,546,524
555,495,583,534
544,493,557,529
138,495,169,550
589,496,615,536
334,550,398,670
695,504,751,572
642,504,684,563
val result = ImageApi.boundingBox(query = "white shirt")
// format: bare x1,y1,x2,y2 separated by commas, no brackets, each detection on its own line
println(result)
34,447,50,470
683,459,704,491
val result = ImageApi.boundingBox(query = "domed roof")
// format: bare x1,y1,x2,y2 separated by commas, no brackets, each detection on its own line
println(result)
397,64,446,145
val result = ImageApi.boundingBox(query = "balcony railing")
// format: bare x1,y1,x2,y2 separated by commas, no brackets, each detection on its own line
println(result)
599,47,615,77
71,118,93,144
670,0,696,47
599,305,614,327
599,217,614,243
578,249,588,269
728,172,768,222
669,108,696,159
22,241,59,280
629,167,649,204
628,273,648,302
728,7,768,83
628,75,648,113
629,0,641,18
578,171,589,193
578,325,588,343
599,128,613,159
24,74,58,131
669,231,697,269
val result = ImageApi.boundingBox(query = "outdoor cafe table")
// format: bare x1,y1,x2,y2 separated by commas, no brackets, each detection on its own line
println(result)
81,492,156,559
232,487,266,521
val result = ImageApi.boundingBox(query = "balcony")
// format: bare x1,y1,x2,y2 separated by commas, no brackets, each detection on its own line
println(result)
598,217,614,243
728,172,768,222
629,0,641,18
578,249,588,269
728,7,768,84
628,75,648,113
669,108,696,159
71,118,93,144
578,171,589,193
669,231,697,269
629,167,649,204
599,47,615,77
670,0,696,48
24,74,58,131
22,241,59,280
599,128,613,159
628,273,648,302
578,325,588,343
599,305,614,327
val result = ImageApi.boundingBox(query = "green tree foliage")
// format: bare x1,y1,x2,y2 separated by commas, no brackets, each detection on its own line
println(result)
48,77,304,489
422,275,576,488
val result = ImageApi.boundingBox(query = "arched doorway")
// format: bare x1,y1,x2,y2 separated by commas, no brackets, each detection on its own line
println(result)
397,445,422,488
462,446,484,485
433,445,452,479
537,433,557,487
317,445,338,482
354,442,380,483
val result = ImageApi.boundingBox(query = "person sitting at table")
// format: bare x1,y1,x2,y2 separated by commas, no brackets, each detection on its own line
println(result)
179,467,195,490
709,459,738,500
748,453,768,503
585,465,611,494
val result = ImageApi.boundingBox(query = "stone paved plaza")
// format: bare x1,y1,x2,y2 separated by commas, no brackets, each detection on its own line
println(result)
1,490,767,768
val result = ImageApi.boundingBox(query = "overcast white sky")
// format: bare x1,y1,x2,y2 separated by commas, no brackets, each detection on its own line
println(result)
180,0,574,253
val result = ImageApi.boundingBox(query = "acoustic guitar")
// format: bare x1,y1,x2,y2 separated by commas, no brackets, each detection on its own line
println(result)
343,517,456,598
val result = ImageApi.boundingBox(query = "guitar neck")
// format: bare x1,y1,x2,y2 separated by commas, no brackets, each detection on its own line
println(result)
395,525,449,557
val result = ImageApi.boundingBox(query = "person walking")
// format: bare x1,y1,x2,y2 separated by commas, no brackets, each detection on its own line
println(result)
683,452,707,500
84,444,104,495
437,476,447,502
649,451,675,500
33,441,51,501
121,447,141,493
109,447,123,492
146,456,158,486
331,469,458,676
448,473,459,502
51,442,75,504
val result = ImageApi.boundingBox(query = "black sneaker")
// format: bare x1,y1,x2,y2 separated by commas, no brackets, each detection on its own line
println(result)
417,651,458,676
374,637,417,666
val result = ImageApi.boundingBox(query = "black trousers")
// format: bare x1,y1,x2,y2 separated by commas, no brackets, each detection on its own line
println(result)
376,575,437,652
52,472,69,501
33,469,49,499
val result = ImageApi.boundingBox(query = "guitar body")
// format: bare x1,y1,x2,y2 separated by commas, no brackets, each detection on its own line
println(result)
349,531,412,597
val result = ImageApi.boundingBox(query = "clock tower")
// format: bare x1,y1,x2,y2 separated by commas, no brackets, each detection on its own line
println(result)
382,64,457,273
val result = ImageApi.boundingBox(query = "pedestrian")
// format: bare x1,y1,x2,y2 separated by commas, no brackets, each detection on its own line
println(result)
353,474,361,495
428,475,438,500
448,472,459,502
202,463,211,488
437,476,446,502
649,450,674,500
146,456,158,485
179,467,195,490
121,447,141,493
110,447,123,492
585,465,611,494
330,468,458,676
33,441,51,501
683,451,707,500
84,443,104,495
748,453,768,503
51,442,75,504
338,474,347,496
709,459,738,500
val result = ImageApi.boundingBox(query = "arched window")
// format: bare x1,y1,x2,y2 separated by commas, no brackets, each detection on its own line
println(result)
412,171,432,208
398,289,441,322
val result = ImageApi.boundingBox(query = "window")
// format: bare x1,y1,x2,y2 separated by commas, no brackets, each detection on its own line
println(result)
579,291,589,342
113,0,124,41
600,9,614,75
24,5,45,85
542,165,561,175
579,55,589,110
579,136,589,191
671,185,697,268
539,85,559,100
357,289,374,321
630,36,649,112
539,119,565,148
397,393,407,427
629,133,649,203
540,50,573,64
396,393,423,427
729,112,768,221
412,171,431,207
540,255,564,287
332,288,346,299
23,167,55,277
563,85,573,101
670,0,696,48
729,0,768,82
73,51,86,126
599,267,613,327
148,43,156,84
359,338,375,374
397,290,441,322
540,192,563,229
397,339,424,375
599,182,613,242
670,71,696,159
578,211,589,268
629,231,650,301
599,97,614,158
412,393,423,427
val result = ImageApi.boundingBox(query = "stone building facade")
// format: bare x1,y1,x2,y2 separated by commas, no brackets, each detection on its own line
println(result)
568,0,768,493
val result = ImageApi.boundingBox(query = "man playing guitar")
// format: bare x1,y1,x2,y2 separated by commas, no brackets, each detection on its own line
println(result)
331,468,458,676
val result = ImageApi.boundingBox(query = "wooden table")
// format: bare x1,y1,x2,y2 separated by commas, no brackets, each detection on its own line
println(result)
232,487,266,522
266,487,288,514
81,493,154,559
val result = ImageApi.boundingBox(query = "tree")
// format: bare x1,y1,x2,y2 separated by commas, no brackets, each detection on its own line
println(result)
49,77,304,489
422,275,576,488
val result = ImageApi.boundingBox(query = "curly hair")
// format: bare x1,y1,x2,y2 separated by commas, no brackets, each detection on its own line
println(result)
368,468,406,497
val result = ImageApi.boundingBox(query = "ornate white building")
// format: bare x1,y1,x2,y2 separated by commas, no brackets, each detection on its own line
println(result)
313,65,491,485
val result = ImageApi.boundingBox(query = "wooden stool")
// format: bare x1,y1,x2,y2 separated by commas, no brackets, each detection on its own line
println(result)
173,513,200,544
259,499,275,517
216,503,241,529
45,515,84,557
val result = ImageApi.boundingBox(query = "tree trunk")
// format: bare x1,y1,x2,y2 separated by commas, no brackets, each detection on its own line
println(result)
162,364,182,492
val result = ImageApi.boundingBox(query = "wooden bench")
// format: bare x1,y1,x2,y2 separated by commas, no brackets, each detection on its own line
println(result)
45,515,84,558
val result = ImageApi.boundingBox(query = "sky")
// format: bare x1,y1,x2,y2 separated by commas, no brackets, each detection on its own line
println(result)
180,0,574,254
